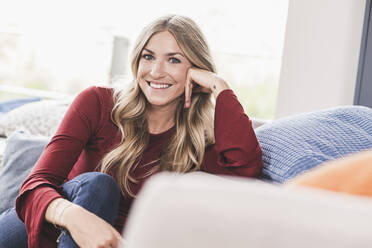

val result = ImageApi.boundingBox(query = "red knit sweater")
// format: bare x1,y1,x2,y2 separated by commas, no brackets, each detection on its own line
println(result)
15,86,262,247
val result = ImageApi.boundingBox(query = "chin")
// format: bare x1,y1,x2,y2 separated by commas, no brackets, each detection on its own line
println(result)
149,101,172,107
147,98,180,108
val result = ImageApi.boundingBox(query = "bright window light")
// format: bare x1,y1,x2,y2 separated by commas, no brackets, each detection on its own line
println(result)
0,0,289,119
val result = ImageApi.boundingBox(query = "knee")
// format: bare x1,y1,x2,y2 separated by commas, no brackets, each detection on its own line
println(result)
84,172,120,194
66,172,121,204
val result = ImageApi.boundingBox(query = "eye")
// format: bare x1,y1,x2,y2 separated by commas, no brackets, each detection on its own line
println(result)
169,57,181,64
142,54,153,60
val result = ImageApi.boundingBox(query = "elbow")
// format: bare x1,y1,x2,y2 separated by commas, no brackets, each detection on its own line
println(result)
220,146,263,178
232,154,263,178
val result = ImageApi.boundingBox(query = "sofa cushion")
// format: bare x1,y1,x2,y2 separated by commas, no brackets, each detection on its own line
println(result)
0,97,41,114
0,99,70,138
0,131,49,213
255,106,372,183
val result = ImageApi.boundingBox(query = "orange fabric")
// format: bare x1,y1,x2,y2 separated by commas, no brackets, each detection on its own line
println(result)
286,149,372,197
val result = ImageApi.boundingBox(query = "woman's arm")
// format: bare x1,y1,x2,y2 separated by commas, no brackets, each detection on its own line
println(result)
184,68,262,177
15,86,114,247
203,89,262,177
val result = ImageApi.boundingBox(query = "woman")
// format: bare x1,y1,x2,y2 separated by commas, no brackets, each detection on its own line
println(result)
0,15,262,247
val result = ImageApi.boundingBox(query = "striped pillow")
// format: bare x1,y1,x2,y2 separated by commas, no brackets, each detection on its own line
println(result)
255,106,372,183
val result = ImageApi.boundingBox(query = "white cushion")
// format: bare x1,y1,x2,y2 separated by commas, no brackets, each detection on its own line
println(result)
0,100,70,137
123,172,372,248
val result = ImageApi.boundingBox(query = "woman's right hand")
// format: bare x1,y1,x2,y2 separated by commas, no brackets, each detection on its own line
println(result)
63,204,124,248
46,198,124,247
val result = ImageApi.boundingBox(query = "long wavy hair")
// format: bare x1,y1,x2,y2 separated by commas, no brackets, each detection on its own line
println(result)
100,15,216,197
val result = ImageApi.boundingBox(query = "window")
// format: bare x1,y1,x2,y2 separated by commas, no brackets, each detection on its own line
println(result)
0,0,289,119
355,0,372,108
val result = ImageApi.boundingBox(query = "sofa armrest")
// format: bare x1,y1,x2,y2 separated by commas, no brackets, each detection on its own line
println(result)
123,172,372,248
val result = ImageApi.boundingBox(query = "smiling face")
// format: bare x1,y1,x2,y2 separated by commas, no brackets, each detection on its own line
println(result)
137,31,192,111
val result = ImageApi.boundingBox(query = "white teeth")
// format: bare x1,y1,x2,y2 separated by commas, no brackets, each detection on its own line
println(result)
149,82,171,89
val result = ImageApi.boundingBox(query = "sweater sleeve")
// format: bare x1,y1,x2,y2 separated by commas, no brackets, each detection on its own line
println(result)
201,89,262,178
15,86,105,248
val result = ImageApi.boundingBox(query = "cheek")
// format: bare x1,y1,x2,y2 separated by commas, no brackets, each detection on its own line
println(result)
137,65,147,91
172,67,189,85
137,63,147,78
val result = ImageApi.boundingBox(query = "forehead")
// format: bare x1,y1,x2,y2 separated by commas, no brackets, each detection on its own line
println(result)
144,31,183,54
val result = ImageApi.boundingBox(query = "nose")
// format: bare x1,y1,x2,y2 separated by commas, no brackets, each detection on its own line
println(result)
150,60,166,78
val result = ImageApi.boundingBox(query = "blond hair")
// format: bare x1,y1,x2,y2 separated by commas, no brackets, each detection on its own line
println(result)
100,15,216,197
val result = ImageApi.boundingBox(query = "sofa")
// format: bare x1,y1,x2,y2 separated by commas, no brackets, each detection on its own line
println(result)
1,97,372,247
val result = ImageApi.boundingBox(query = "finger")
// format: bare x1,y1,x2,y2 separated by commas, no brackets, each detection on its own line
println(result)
187,82,194,108
109,228,123,248
109,238,119,248
112,228,121,237
184,73,191,108
189,68,214,93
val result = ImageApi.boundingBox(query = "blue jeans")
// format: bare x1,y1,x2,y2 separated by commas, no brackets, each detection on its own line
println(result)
0,172,121,248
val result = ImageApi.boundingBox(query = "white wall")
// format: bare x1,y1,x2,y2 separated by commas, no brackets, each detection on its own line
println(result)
275,0,366,118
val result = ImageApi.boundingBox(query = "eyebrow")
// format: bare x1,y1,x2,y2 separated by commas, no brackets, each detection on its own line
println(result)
143,48,185,57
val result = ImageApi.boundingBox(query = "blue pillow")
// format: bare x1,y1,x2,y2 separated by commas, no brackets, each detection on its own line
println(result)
0,131,49,213
0,97,41,114
255,106,372,183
